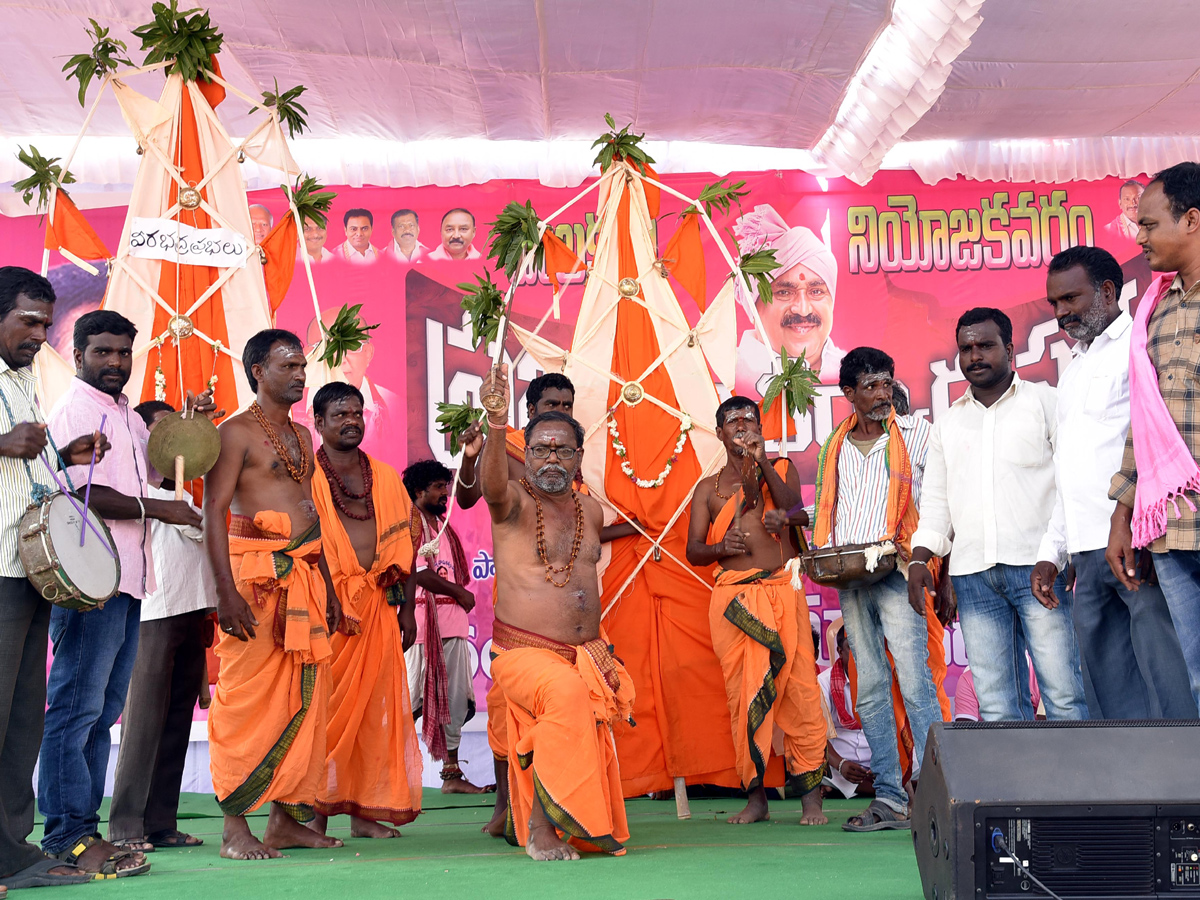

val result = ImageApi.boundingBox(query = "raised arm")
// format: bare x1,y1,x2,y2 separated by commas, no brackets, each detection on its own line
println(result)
203,421,258,641
478,364,521,524
454,420,485,510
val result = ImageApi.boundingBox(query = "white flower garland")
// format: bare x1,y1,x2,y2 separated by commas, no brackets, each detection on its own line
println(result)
608,413,693,488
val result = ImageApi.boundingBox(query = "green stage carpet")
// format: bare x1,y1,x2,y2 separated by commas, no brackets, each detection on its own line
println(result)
36,793,925,899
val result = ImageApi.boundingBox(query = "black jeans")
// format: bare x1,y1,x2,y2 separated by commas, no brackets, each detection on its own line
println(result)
0,577,52,877
108,610,208,840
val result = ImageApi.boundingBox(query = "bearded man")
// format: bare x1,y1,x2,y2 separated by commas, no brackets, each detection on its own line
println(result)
478,363,634,861
1034,247,1195,719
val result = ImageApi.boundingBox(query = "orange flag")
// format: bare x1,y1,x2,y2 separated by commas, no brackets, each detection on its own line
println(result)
640,163,660,218
541,229,587,299
198,54,226,109
758,394,797,441
261,214,298,314
659,212,705,310
43,191,110,262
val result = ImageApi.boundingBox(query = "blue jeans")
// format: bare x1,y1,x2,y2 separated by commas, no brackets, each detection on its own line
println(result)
838,570,942,815
1146,549,1200,711
38,593,141,854
952,565,1088,721
1072,548,1197,719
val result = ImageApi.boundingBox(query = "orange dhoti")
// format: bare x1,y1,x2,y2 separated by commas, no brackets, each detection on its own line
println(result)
490,621,635,855
209,513,332,821
313,461,423,825
709,567,828,793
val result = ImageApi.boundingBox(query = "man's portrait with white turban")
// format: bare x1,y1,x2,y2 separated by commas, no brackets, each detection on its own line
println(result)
732,204,845,398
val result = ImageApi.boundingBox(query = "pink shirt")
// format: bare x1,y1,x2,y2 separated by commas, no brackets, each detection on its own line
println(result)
49,378,160,599
413,512,470,643
953,666,1042,721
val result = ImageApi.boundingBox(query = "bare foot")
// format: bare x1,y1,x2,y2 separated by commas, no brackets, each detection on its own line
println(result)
441,777,495,795
648,790,673,801
350,817,400,839
72,838,148,874
799,786,828,825
482,758,509,836
526,824,579,861
220,815,282,861
263,804,344,850
309,813,328,836
727,786,770,825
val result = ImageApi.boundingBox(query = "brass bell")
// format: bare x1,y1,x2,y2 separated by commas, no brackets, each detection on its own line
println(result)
136,145,144,156
178,186,202,210
237,149,245,163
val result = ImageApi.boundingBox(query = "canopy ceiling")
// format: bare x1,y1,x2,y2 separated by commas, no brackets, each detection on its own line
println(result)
2,0,1199,200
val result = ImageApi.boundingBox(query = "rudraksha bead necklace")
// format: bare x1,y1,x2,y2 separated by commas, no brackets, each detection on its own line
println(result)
249,402,309,482
317,447,375,520
520,477,584,587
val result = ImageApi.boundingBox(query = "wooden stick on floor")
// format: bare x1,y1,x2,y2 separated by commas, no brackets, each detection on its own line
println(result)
674,776,691,819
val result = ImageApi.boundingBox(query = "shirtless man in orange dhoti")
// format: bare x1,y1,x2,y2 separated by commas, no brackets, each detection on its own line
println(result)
686,396,828,826
456,373,637,837
477,364,634,861
203,330,344,860
309,382,423,839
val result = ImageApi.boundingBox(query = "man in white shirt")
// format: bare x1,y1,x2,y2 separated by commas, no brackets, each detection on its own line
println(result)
382,209,427,263
333,209,380,264
1031,247,1195,719
800,347,942,831
109,401,216,850
908,307,1088,721
1104,180,1144,242
818,622,875,800
298,220,334,264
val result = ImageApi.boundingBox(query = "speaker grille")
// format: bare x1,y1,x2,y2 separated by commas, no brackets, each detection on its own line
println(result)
1029,818,1154,895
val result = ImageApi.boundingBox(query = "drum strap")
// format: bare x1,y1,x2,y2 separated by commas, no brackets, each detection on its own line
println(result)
0,384,76,502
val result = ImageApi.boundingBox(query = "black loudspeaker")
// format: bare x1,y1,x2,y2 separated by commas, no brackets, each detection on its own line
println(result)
913,721,1200,900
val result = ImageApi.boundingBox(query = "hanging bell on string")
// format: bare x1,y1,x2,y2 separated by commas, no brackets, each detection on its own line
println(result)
237,149,245,164
136,144,144,156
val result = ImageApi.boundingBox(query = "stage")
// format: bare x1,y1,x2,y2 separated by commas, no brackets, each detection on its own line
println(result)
47,793,924,899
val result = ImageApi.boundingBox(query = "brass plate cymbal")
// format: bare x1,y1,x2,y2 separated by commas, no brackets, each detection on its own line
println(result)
146,411,221,481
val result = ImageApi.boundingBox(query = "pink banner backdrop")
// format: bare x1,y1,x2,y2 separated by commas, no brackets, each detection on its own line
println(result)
5,168,1154,714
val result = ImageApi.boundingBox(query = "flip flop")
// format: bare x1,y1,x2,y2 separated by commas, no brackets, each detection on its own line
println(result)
2,856,91,889
148,829,204,848
842,800,911,832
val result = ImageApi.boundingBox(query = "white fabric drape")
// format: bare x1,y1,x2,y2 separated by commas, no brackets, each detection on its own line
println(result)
893,137,1200,186
812,0,986,185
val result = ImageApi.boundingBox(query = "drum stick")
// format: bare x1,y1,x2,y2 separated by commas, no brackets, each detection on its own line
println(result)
79,413,106,547
39,454,115,556
174,455,185,502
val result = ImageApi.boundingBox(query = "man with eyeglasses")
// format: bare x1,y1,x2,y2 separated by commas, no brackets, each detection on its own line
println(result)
456,371,638,838
477,364,634,861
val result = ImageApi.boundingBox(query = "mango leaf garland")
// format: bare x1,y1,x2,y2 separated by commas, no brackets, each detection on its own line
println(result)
435,402,487,456
457,272,506,350
260,80,309,138
738,247,782,305
681,178,749,220
132,0,224,82
487,201,544,281
761,347,820,420
61,19,132,107
283,176,336,229
318,304,379,369
592,113,655,175
12,146,77,214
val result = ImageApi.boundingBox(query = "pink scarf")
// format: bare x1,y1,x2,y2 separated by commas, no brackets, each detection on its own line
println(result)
1128,274,1200,547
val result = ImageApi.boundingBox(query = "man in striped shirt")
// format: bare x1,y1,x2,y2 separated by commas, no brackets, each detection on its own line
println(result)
810,348,943,833
0,267,108,890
